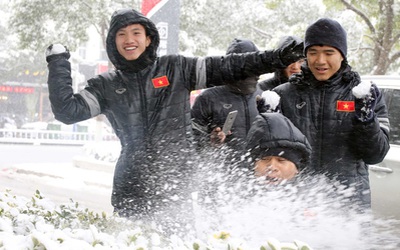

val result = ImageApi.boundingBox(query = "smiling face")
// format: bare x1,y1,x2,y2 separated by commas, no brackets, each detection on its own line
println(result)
115,24,151,61
254,156,298,185
306,45,343,81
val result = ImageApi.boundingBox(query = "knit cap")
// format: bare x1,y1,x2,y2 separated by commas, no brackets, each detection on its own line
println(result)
304,18,347,59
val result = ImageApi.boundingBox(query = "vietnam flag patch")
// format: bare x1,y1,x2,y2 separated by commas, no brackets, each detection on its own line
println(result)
336,100,355,112
152,75,170,88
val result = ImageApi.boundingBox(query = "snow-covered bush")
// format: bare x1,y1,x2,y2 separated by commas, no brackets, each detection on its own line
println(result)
0,190,312,250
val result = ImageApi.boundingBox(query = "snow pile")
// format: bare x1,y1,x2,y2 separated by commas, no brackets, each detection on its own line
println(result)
0,189,312,250
0,190,163,249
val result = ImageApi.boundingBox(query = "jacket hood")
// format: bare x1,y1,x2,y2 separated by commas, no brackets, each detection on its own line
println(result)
277,36,304,52
246,113,311,170
106,8,160,72
225,38,260,94
226,38,259,55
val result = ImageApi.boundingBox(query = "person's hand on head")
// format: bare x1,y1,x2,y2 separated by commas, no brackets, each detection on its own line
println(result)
45,44,70,63
277,39,304,67
352,81,380,122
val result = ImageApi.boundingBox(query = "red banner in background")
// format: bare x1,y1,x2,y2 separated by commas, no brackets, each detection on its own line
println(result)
141,0,161,16
0,85,34,94
140,0,180,56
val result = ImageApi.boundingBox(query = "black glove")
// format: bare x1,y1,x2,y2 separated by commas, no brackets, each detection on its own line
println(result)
352,82,380,122
275,39,304,67
45,44,70,63
256,90,281,113
256,95,268,113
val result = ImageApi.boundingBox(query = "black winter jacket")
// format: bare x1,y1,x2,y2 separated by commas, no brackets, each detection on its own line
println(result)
273,64,390,208
191,85,262,150
46,9,285,214
258,69,288,91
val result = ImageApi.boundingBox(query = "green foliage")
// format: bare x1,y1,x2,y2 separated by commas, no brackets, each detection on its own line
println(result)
5,0,399,75
2,0,141,84
264,0,280,9
10,0,88,51
8,0,141,51
179,0,325,55
197,0,389,74
0,50,47,84
179,0,278,55
322,0,400,74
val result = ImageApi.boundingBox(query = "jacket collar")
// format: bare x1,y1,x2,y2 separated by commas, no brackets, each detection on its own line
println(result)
290,63,358,88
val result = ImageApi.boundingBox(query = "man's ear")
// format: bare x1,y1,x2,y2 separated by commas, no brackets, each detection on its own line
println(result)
146,36,151,47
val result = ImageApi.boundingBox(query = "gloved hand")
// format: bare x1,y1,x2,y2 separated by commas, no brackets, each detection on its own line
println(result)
276,39,304,67
256,90,281,113
45,44,70,63
352,81,380,122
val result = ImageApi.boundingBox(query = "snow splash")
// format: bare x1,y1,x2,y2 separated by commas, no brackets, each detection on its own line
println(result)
148,147,400,249
4,145,398,249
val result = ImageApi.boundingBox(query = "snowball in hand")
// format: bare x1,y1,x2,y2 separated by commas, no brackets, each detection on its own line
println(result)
352,81,372,99
51,44,67,54
261,90,281,111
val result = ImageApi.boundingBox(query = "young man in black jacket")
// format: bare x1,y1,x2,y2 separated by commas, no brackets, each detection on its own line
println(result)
273,18,390,210
45,8,304,224
191,38,262,154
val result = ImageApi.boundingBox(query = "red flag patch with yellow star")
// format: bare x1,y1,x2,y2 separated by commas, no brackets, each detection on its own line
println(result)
152,75,170,88
337,100,355,112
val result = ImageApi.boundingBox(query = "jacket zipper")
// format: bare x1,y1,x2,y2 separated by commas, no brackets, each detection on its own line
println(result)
137,74,149,139
317,88,325,169
242,95,250,133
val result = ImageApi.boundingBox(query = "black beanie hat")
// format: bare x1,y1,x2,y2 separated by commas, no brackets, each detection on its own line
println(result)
304,18,347,59
258,147,306,171
223,38,260,93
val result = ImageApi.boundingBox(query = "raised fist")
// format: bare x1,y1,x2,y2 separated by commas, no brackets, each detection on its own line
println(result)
352,81,380,122
277,39,304,67
256,90,281,114
45,44,70,63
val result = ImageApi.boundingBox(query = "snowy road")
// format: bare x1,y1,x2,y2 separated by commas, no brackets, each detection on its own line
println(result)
0,144,114,214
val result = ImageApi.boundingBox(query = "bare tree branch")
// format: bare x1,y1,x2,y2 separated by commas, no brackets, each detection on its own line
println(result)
393,33,400,45
389,51,400,65
350,46,374,52
339,0,376,35
251,26,272,39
